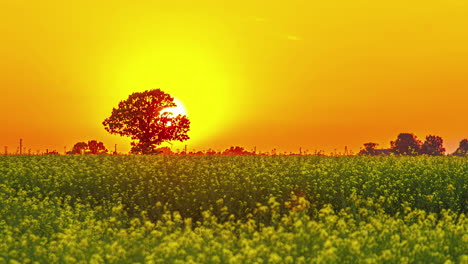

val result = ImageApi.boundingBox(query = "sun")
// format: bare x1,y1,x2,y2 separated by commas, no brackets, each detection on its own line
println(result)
161,98,188,117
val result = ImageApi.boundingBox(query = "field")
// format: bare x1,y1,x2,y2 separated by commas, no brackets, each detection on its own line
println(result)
0,155,466,263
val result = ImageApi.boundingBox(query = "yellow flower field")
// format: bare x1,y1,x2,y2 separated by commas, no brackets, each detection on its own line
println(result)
0,155,466,263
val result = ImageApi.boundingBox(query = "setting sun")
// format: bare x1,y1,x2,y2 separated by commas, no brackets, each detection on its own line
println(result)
161,98,188,117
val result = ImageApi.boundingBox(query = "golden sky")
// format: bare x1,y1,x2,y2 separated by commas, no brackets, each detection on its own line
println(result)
1,0,467,154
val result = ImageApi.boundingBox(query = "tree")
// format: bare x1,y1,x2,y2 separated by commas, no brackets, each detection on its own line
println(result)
453,139,468,156
390,133,421,155
223,146,252,155
68,140,108,154
359,142,379,155
102,89,190,154
155,146,173,155
69,142,88,154
420,135,445,156
87,140,108,154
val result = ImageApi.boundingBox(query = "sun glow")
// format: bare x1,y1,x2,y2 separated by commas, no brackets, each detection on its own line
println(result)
161,98,187,117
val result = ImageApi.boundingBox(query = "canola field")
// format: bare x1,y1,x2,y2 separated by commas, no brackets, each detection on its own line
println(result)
0,155,466,263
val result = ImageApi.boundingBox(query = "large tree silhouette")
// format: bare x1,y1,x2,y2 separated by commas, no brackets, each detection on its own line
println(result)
102,89,190,154
420,135,445,156
390,133,421,155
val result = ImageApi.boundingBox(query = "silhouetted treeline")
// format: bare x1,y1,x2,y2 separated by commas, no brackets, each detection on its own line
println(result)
156,146,258,156
67,140,108,155
5,135,466,157
359,133,467,156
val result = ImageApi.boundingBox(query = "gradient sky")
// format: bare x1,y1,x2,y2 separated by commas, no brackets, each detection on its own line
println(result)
1,0,467,154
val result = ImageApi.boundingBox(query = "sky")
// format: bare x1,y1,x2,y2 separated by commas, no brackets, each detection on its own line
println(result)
0,0,467,154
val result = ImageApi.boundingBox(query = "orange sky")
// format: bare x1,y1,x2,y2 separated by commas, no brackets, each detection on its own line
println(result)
1,0,467,154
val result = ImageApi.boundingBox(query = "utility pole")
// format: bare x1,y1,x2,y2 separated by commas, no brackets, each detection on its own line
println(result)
114,144,117,155
4,146,7,155
184,145,187,154
19,139,23,155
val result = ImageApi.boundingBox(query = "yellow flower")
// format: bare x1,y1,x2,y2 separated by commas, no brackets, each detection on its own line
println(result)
268,253,282,264
111,204,123,214
89,254,104,264
211,256,221,264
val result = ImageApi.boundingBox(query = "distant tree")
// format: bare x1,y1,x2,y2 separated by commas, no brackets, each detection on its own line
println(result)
69,142,88,154
87,140,108,154
359,142,379,155
453,139,468,156
223,146,252,155
461,139,468,149
390,133,422,155
420,135,445,156
102,89,190,154
155,146,173,155
68,140,107,154
205,148,217,155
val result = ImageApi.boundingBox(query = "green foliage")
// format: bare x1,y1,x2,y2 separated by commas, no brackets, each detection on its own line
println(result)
0,155,466,263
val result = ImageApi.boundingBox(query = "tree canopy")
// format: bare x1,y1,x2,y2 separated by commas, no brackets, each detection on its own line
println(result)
391,133,422,155
359,142,379,155
68,140,108,155
102,89,190,154
420,135,445,156
87,140,108,154
453,139,468,156
358,133,453,156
